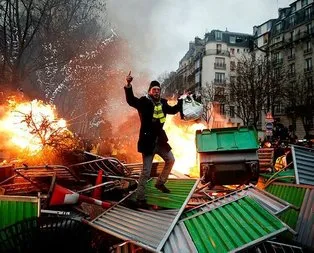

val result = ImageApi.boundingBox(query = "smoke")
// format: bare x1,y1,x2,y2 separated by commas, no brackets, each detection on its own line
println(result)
106,0,192,79
106,0,292,80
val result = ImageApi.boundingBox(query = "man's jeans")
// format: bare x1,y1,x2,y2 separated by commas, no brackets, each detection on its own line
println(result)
136,147,175,201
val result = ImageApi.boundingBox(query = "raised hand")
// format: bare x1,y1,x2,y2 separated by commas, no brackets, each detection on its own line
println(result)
126,71,133,84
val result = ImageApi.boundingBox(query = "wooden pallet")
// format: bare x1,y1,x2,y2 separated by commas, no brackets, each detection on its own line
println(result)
258,148,274,172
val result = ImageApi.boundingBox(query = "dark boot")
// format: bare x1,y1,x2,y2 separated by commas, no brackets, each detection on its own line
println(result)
155,183,171,193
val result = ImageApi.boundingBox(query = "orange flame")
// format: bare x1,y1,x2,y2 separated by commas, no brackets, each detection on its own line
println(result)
0,98,69,156
163,115,206,177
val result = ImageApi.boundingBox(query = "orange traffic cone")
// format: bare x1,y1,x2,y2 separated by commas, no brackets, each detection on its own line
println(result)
92,170,103,200
49,184,111,209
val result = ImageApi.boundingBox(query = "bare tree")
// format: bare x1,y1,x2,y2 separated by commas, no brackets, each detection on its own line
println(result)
160,71,183,98
283,74,314,138
0,0,106,91
198,82,224,127
227,53,285,128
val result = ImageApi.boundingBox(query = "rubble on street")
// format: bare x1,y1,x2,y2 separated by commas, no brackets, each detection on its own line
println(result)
1,131,313,252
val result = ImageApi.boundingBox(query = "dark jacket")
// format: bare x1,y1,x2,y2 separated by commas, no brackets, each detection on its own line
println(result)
124,85,182,155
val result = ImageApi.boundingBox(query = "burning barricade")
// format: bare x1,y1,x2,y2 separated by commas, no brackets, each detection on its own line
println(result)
0,97,312,252
0,97,134,215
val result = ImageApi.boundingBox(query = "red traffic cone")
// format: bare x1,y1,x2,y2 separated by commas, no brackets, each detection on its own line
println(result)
49,184,111,209
92,170,103,200
49,184,79,206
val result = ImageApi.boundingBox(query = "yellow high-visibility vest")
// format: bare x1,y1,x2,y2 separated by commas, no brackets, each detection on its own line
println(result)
153,104,165,123
274,155,287,171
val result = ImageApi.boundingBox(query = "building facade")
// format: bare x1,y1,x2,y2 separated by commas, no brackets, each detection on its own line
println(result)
171,0,314,138
258,0,314,138
176,29,253,128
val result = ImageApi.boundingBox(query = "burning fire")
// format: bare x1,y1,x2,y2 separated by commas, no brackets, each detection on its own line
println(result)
0,98,74,160
163,115,206,177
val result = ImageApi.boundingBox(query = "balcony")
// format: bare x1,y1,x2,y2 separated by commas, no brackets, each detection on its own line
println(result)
213,79,226,85
272,58,284,65
304,48,312,55
304,66,313,74
205,49,230,57
294,29,314,41
214,63,226,70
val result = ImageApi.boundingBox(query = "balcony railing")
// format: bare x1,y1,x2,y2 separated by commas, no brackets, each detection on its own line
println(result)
213,79,226,85
214,63,226,69
272,58,284,65
293,28,314,41
304,66,313,73
205,49,230,57
304,48,312,55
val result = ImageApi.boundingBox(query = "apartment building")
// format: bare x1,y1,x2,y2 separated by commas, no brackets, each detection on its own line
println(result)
175,37,205,93
175,29,253,127
257,0,314,138
172,0,314,137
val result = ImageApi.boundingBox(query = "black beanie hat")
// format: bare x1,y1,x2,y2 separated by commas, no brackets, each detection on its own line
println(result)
148,80,160,91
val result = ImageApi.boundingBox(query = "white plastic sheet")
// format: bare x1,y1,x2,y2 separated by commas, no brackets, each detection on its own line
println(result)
181,95,203,121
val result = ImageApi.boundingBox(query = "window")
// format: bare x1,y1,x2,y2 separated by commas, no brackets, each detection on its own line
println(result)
237,106,241,116
276,22,282,32
291,4,296,13
289,15,296,26
215,31,222,41
230,48,235,54
290,31,294,41
215,57,225,69
230,61,236,71
229,36,236,43
305,7,311,19
216,44,222,54
237,48,240,53
195,59,200,69
267,22,272,30
230,76,236,84
236,37,244,43
220,104,225,115
274,52,283,63
263,33,268,44
229,106,235,118
215,57,225,65
195,72,200,84
307,77,313,95
256,27,261,36
289,63,295,76
305,58,312,71
288,47,295,59
306,41,312,51
306,23,312,33
215,72,225,84
302,0,308,7
274,103,285,115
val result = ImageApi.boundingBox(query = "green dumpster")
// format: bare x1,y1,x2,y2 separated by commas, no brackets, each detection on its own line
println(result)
196,126,259,187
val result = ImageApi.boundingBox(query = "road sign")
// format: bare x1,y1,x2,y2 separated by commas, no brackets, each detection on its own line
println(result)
265,122,273,130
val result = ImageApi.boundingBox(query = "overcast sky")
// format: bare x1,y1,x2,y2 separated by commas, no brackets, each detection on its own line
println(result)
106,0,293,79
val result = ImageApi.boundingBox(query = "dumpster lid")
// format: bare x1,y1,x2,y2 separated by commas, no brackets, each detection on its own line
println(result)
195,126,259,152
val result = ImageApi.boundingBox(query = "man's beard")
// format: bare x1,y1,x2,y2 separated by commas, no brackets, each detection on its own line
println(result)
151,94,160,101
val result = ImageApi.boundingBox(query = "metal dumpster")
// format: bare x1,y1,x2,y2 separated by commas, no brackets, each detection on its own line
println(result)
196,126,259,187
